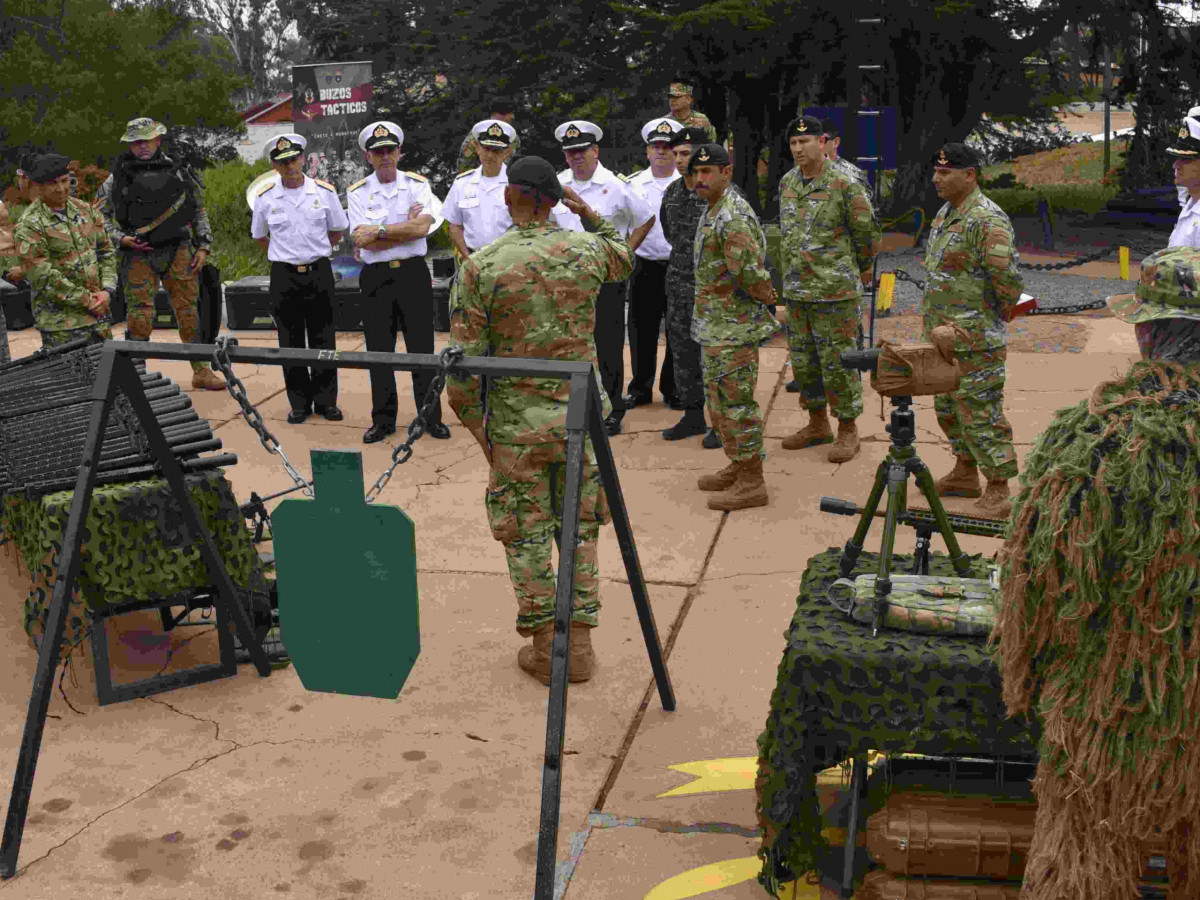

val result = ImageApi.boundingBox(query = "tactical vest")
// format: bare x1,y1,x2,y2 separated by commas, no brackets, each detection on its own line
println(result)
113,155,196,248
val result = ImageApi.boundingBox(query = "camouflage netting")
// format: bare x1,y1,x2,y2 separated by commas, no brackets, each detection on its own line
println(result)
994,360,1199,899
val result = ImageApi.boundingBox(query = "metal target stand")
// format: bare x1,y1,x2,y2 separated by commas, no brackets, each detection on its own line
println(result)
0,341,676,900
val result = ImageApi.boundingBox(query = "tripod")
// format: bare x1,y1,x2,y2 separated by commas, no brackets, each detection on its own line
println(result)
836,394,973,635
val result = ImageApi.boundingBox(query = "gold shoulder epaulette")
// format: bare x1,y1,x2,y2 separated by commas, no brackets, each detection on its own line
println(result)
404,170,429,182
314,178,336,192
256,181,275,197
454,170,473,180
348,177,369,192
616,172,631,184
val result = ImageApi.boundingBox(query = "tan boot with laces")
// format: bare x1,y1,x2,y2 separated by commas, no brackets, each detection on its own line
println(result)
781,407,834,450
517,623,595,685
707,458,768,511
697,461,739,492
974,479,1012,519
827,419,860,463
934,456,982,498
192,368,226,391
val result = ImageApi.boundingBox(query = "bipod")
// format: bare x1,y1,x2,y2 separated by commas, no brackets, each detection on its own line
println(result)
834,394,973,635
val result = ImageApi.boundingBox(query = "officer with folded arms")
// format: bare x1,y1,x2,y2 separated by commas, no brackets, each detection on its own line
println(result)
348,120,450,444
251,133,349,424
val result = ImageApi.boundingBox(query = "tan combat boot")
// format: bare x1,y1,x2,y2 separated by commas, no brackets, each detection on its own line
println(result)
827,419,860,463
781,407,834,450
707,458,768,511
697,461,739,492
934,456,982,498
192,368,226,391
974,479,1012,519
517,623,595,685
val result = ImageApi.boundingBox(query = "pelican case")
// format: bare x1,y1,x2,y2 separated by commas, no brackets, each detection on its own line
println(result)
0,278,34,330
867,793,1171,882
857,871,1022,899
223,275,275,330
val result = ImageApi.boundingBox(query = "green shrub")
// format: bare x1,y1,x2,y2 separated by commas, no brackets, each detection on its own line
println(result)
984,182,1119,217
203,157,271,281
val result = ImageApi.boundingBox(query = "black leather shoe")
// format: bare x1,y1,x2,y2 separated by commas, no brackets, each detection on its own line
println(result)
286,409,309,424
621,393,652,409
314,405,344,421
603,414,623,436
426,422,451,440
702,427,722,449
785,380,800,393
668,396,688,410
662,411,707,441
363,423,396,444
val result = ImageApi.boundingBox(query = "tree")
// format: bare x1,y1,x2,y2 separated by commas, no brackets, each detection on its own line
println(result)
176,0,294,107
0,0,248,175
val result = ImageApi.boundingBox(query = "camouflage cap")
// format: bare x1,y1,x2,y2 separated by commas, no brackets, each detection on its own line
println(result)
1107,246,1200,324
668,82,694,97
121,118,167,142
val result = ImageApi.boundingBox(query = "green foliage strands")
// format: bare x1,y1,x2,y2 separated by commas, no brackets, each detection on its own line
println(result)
993,360,1200,889
272,450,420,700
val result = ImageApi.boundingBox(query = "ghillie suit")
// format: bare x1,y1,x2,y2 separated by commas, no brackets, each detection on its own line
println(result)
994,246,1200,900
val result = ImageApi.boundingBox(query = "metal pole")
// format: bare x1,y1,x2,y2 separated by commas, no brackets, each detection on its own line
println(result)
0,350,118,878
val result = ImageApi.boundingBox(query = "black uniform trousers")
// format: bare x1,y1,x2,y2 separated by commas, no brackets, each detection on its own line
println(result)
626,257,675,401
360,257,443,428
595,280,630,418
269,258,338,414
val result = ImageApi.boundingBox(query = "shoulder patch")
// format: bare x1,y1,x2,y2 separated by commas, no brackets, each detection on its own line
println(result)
256,182,275,197
348,177,369,192
404,171,428,182
314,178,336,192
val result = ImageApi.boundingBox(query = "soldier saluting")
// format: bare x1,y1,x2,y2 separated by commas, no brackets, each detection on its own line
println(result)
14,154,118,347
446,156,634,685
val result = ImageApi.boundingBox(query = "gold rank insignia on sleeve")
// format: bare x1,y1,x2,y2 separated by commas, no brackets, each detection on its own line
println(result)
404,171,428,182
348,177,368,192
314,178,336,191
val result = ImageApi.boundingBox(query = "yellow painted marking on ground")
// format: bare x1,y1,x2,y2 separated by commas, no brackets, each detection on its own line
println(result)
1120,246,1130,280
657,758,758,798
877,272,896,311
643,857,821,900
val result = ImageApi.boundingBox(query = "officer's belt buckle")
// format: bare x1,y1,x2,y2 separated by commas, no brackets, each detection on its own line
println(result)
388,259,402,269
296,264,310,273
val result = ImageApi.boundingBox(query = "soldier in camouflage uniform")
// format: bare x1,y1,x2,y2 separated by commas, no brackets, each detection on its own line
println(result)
455,99,520,174
96,118,224,390
778,115,880,463
13,154,117,348
446,156,633,686
667,82,718,143
0,200,14,362
690,144,781,510
821,119,873,202
659,125,721,447
922,143,1022,518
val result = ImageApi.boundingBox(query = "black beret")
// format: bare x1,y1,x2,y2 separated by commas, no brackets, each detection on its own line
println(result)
670,126,709,147
786,116,824,139
28,153,71,184
18,151,41,174
932,143,980,170
507,155,563,202
686,143,731,173
821,119,840,138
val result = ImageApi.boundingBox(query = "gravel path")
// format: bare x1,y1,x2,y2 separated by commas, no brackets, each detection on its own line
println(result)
873,247,1138,316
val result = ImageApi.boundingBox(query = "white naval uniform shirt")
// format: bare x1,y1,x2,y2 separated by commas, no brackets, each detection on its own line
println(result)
443,165,511,251
347,170,443,263
556,161,653,236
250,176,350,264
626,167,679,261
1169,193,1200,249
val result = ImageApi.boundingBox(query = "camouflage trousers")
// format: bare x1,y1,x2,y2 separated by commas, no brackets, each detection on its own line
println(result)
665,268,704,409
121,245,205,372
485,439,611,636
41,323,113,349
702,343,765,464
934,346,1018,481
786,298,863,420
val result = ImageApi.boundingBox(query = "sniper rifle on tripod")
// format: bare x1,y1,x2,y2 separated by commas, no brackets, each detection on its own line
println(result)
820,497,1007,539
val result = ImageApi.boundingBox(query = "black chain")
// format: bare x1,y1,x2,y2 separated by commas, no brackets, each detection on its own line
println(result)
1017,244,1118,271
365,346,465,503
881,270,1110,316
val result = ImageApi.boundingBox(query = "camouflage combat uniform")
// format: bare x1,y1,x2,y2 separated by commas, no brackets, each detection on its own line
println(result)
921,186,1022,481
0,201,18,363
96,162,212,373
455,130,520,174
13,197,116,347
693,187,780,463
668,110,718,144
446,214,633,636
658,177,708,410
830,156,872,199
778,159,880,420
